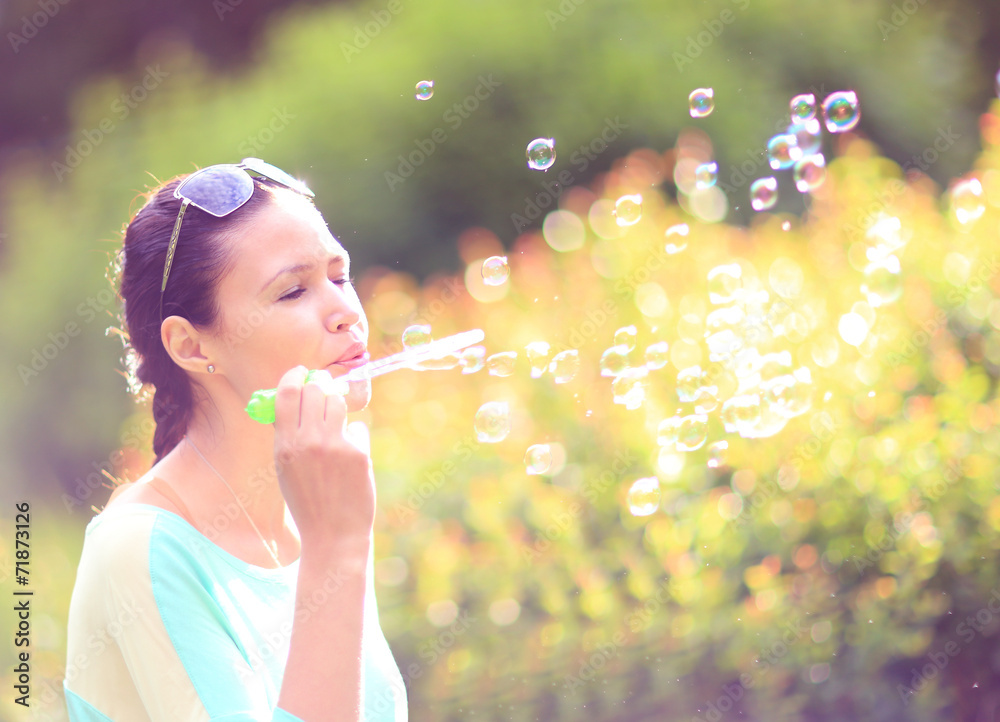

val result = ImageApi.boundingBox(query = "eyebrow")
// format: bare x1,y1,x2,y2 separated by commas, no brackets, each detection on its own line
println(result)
260,253,348,294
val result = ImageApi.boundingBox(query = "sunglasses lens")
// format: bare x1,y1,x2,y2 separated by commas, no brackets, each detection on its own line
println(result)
176,165,255,216
241,157,315,198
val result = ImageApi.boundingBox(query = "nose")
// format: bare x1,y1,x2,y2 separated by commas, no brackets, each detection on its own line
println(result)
323,279,362,333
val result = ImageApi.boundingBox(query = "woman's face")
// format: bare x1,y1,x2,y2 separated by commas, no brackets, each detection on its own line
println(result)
207,190,371,412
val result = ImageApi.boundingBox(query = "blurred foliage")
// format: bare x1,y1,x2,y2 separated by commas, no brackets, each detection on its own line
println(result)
4,0,1000,719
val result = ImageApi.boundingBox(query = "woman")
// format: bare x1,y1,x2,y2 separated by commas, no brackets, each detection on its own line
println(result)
63,159,408,721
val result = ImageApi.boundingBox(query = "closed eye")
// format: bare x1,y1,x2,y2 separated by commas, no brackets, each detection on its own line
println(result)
279,276,354,302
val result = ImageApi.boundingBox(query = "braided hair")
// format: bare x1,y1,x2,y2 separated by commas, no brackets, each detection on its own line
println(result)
109,174,287,464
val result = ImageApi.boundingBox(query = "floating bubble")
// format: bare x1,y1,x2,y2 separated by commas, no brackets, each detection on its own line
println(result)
769,257,804,299
612,367,647,409
707,263,743,305
526,138,556,171
665,223,690,254
695,162,719,189
402,324,432,348
706,305,744,331
838,312,869,347
645,341,670,370
626,477,661,516
474,401,510,443
524,444,553,475
767,133,802,170
788,118,822,157
486,351,517,377
614,325,638,351
600,345,631,377
693,388,719,414
676,414,709,452
482,256,510,286
951,178,985,225
793,154,827,193
459,346,486,374
614,194,643,226
821,90,860,133
657,416,681,447
525,341,551,379
750,177,779,212
762,373,811,419
706,329,743,362
721,394,762,434
862,255,902,307
415,80,434,101
548,349,580,383
676,366,705,402
689,88,715,118
707,440,729,468
790,93,817,122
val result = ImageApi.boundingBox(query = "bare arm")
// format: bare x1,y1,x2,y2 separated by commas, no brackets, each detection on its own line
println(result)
272,367,378,721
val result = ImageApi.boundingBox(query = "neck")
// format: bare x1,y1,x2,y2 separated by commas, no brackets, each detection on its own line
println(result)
180,396,288,541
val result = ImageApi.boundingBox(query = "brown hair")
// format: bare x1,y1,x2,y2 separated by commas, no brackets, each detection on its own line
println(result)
108,173,297,465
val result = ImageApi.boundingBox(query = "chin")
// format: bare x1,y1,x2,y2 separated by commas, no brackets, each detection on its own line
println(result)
345,379,372,412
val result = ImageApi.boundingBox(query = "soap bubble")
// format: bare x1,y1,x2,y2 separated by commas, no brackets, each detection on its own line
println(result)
762,373,812,419
951,178,985,225
788,118,822,157
626,477,661,516
721,394,762,434
614,194,643,226
862,255,902,307
482,256,510,286
614,325,638,351
790,93,816,122
821,90,860,133
657,416,681,447
600,345,631,377
689,88,715,118
676,366,705,403
525,341,551,379
526,138,556,171
793,154,827,193
665,223,690,254
695,162,719,189
474,401,510,443
459,346,486,374
548,349,580,383
612,368,647,409
707,263,742,305
707,440,729,468
486,351,517,377
415,80,434,101
767,133,802,170
750,177,779,212
402,324,432,348
838,312,869,347
676,414,709,452
645,341,670,370
524,444,553,475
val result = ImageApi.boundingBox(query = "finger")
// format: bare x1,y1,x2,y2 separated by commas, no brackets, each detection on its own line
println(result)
302,369,333,429
274,365,309,431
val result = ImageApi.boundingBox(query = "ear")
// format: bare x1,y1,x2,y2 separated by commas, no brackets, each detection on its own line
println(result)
161,315,210,374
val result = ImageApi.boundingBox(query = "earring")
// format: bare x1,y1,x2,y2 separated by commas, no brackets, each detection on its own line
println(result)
207,364,215,374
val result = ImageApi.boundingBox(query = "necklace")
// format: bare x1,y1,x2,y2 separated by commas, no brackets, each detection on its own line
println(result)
185,436,283,568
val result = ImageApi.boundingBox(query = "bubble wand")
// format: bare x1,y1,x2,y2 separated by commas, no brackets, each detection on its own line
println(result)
244,329,485,424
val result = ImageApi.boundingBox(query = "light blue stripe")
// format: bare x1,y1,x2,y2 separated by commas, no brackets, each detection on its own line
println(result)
64,683,114,721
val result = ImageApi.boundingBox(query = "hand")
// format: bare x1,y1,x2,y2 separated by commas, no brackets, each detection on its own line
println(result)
272,366,375,550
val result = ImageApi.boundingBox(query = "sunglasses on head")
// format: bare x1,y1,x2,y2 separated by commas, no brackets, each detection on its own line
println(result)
159,158,315,324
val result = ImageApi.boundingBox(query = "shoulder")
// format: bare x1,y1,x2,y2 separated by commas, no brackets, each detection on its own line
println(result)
102,475,193,525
